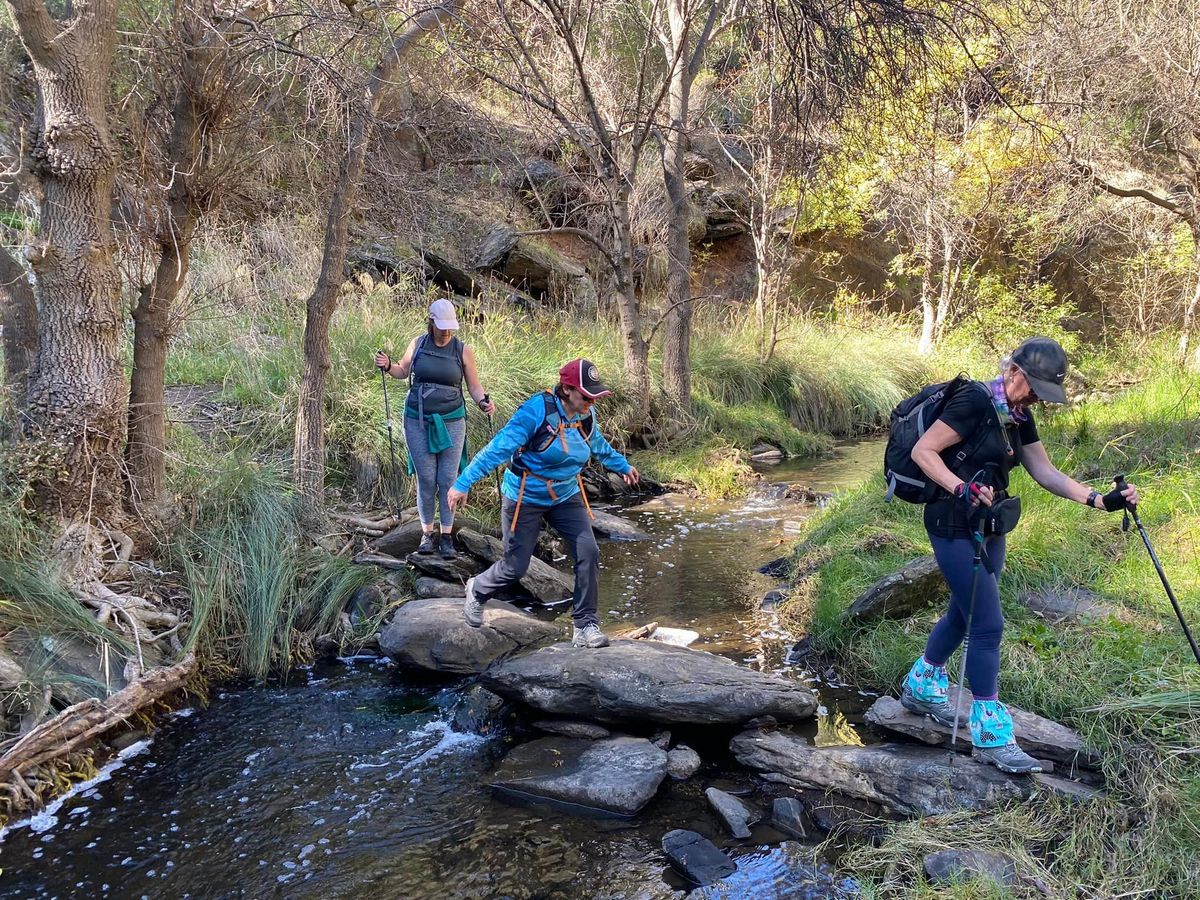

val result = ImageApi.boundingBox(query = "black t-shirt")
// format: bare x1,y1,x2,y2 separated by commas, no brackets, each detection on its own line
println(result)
923,382,1040,538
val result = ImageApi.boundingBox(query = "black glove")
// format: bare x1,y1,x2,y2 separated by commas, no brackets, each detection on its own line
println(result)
954,480,986,510
1101,486,1127,512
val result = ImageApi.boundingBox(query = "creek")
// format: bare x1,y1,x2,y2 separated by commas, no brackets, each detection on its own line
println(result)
0,441,884,900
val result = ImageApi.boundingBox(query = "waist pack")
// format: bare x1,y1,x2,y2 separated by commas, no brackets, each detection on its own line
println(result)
981,496,1022,536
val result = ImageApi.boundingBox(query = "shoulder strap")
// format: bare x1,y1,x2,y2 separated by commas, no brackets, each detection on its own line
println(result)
454,337,465,382
410,334,429,383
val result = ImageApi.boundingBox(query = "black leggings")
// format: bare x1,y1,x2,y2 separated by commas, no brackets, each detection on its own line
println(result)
923,533,1007,699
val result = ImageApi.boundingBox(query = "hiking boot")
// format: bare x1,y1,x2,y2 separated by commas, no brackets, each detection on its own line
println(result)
899,656,955,725
462,577,485,628
970,699,1042,774
900,682,957,727
438,533,457,559
571,623,610,649
417,532,436,554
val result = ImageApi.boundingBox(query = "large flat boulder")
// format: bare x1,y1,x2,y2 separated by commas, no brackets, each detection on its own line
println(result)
864,686,1098,769
1020,586,1122,623
844,555,945,622
490,736,667,815
379,598,560,675
481,640,818,727
456,527,573,603
415,577,466,599
405,551,480,583
731,730,1033,817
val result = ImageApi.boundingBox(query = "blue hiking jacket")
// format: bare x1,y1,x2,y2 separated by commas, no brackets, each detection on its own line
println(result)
452,391,632,506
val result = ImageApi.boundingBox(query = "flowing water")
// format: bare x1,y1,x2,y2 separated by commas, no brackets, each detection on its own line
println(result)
0,441,883,900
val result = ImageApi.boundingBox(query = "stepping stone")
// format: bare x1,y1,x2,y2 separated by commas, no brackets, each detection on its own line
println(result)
923,848,1017,888
771,797,807,839
450,685,511,735
864,685,1098,769
405,551,479,583
844,555,945,622
379,597,560,675
705,787,761,839
1020,586,1122,623
481,640,818,727
661,829,736,886
649,626,699,647
588,509,650,541
490,736,667,816
456,527,573,603
731,730,1033,817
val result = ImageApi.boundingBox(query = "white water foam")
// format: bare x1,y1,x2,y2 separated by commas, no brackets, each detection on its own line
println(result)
385,720,487,781
0,739,153,842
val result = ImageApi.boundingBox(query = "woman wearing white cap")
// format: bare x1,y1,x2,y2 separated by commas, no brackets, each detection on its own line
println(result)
374,298,495,558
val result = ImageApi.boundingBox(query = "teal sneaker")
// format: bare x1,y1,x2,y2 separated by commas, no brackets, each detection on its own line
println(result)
970,699,1042,774
900,656,955,726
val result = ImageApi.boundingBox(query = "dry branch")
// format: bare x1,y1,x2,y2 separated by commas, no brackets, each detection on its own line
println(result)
0,653,195,787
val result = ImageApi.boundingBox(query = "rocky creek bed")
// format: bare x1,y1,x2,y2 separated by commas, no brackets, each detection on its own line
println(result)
0,442,1102,898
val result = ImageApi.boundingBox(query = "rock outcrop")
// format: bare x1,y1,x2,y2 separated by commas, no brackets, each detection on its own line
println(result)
481,640,818,727
844,555,945,622
379,598,560,675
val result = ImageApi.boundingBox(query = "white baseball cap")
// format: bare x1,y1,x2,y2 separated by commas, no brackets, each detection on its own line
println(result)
428,298,460,330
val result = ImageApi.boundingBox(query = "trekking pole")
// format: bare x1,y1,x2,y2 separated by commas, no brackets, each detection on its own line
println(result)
377,350,401,519
948,468,990,765
1114,474,1200,667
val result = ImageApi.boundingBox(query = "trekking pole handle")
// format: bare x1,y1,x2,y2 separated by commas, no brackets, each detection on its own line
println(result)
1113,473,1135,530
376,347,391,373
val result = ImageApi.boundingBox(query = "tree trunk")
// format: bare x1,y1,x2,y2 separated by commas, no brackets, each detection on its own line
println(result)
0,246,37,413
293,2,461,513
917,198,936,355
608,185,651,420
660,1,694,413
1179,221,1200,368
7,0,125,520
126,6,264,510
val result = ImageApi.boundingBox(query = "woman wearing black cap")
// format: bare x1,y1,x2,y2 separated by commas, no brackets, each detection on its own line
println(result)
900,337,1139,773
446,358,639,648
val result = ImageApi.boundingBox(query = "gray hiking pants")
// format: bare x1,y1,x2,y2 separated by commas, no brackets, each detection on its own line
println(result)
403,416,466,529
472,494,600,627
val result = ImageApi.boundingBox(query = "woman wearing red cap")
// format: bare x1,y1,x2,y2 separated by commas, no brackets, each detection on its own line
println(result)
447,359,639,648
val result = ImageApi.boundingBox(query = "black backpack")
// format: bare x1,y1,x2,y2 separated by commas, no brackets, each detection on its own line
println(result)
883,376,992,503
509,390,595,473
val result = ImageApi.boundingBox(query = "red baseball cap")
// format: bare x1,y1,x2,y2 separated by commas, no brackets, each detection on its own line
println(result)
559,358,612,399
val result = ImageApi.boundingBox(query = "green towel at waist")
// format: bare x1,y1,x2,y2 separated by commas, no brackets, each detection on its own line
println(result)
405,405,468,474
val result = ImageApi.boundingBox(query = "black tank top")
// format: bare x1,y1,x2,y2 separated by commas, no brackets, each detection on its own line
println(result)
405,335,465,417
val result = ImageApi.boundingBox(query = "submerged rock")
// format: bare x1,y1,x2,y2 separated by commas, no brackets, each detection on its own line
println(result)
490,736,667,816
923,848,1018,888
661,829,736,886
379,598,560,675
456,528,573,603
757,556,791,578
705,787,761,839
649,626,700,647
865,687,1097,769
687,841,859,899
481,640,818,727
772,797,807,840
731,730,1032,817
450,685,512,735
844,555,944,622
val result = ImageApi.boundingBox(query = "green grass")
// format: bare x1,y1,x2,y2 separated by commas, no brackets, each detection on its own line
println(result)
783,362,1200,897
172,459,376,680
166,288,935,500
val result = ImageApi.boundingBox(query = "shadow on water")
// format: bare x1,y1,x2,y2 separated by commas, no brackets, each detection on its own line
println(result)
0,440,884,899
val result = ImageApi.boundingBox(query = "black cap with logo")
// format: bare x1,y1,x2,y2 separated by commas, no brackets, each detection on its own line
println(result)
1012,336,1068,404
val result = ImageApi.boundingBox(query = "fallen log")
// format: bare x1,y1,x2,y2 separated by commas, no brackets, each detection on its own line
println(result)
617,621,659,640
0,653,195,785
